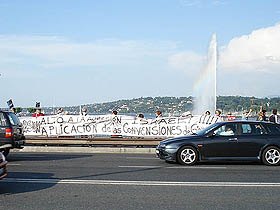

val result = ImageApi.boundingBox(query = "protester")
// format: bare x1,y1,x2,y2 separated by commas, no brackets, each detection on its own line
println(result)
257,112,265,121
81,107,88,116
57,108,64,115
257,105,267,121
112,110,118,115
137,113,144,118
225,112,236,121
155,110,163,118
205,111,211,115
242,108,252,120
10,108,16,114
269,109,279,123
32,108,44,117
215,109,222,117
111,110,122,139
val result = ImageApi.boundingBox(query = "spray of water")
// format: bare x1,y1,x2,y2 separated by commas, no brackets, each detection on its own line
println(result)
193,33,217,115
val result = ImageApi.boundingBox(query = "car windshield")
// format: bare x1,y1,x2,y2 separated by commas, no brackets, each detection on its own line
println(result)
196,123,220,136
7,113,21,125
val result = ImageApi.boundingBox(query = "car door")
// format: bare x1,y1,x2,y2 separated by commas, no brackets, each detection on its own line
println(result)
201,123,239,159
260,123,280,147
235,123,267,158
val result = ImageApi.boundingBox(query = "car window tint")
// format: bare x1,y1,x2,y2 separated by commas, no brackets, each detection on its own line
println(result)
197,123,220,136
242,123,264,135
242,124,252,134
264,124,280,135
0,113,7,126
214,124,237,136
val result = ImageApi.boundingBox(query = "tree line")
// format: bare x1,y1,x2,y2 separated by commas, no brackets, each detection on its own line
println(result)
6,96,280,115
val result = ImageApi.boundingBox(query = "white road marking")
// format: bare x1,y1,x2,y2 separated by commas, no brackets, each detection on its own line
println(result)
1,178,280,187
118,166,227,169
126,157,158,160
167,166,227,169
7,163,21,166
119,166,161,168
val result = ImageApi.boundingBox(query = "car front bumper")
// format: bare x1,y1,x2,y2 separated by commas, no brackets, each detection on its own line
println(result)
156,146,178,162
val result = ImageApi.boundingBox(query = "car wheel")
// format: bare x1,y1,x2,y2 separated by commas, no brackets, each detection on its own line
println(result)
262,146,280,166
2,148,10,157
177,146,198,165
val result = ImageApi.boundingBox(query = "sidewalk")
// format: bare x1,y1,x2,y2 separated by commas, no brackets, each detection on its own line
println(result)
12,146,156,154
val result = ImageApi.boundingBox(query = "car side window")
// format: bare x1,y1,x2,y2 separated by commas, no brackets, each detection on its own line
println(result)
214,124,237,136
0,113,7,126
264,124,280,135
242,123,264,135
242,124,252,134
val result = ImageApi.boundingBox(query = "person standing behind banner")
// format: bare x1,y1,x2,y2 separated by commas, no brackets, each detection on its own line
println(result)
137,113,144,118
57,107,64,115
111,110,121,138
33,108,44,117
10,108,16,114
269,109,279,123
215,109,221,117
242,108,253,120
205,111,211,115
225,112,236,121
257,111,265,121
257,105,268,121
155,110,163,118
214,109,223,122
112,110,118,115
81,107,88,116
10,108,19,116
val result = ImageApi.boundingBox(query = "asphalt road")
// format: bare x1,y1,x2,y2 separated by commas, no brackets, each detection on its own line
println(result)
1,152,280,210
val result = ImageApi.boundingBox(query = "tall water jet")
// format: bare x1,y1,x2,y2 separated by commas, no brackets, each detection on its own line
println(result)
193,33,217,115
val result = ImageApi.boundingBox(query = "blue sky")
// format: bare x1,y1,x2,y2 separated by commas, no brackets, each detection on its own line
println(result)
0,0,280,107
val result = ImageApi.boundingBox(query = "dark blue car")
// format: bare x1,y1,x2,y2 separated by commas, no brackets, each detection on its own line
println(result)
156,121,280,166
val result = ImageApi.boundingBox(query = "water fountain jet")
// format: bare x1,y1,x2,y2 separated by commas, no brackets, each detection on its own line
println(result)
193,33,217,115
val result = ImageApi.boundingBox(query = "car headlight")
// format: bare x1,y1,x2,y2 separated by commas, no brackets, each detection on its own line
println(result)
0,152,6,162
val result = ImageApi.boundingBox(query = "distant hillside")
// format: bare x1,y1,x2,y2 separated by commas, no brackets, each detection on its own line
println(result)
42,96,193,115
40,96,280,115
4,96,280,115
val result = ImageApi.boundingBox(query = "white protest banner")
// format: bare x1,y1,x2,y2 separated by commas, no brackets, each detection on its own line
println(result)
19,114,223,137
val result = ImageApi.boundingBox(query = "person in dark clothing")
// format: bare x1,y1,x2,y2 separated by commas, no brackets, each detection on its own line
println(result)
269,109,279,123
257,105,268,121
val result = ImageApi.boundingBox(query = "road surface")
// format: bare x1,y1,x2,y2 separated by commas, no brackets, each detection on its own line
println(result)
1,152,280,210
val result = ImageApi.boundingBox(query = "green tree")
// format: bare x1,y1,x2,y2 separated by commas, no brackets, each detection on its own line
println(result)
14,107,23,113
27,107,36,113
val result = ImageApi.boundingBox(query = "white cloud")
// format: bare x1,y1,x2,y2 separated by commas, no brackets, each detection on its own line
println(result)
168,24,280,77
168,51,205,74
219,24,280,73
0,36,178,69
